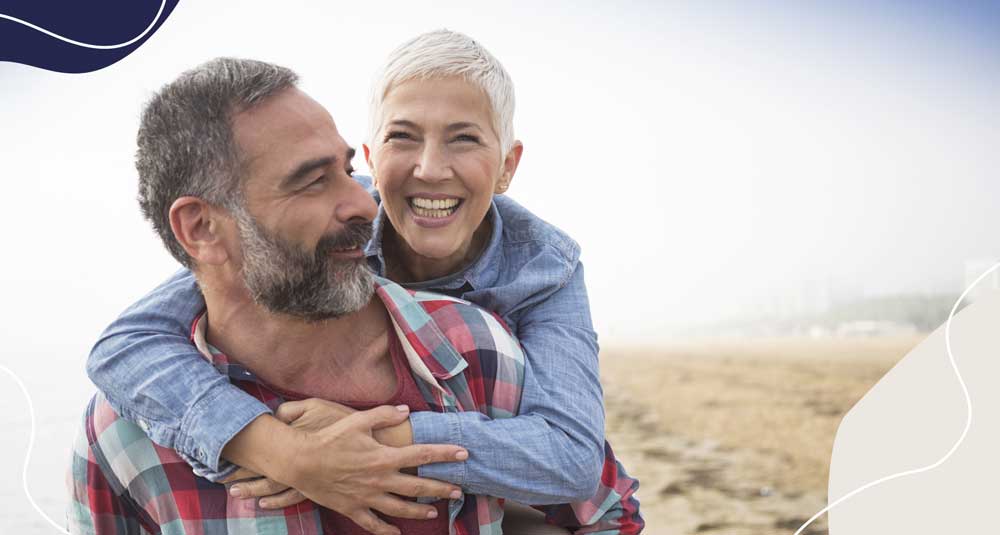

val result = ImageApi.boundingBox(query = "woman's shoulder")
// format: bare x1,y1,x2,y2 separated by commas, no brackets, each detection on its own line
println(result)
493,195,580,268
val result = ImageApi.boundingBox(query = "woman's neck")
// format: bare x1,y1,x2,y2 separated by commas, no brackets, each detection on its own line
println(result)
385,216,493,283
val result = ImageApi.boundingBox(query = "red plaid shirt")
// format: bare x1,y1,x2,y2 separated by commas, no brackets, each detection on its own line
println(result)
67,277,643,534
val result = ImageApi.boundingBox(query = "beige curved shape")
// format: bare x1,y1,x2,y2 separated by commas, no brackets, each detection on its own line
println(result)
826,289,1000,534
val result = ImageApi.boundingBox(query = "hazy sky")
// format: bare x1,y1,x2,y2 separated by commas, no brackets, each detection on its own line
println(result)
1,1,999,530
1,0,998,349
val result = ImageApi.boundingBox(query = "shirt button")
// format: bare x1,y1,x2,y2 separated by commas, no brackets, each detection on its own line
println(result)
137,420,149,432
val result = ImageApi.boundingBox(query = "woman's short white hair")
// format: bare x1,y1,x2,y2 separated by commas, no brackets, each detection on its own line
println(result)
368,29,516,156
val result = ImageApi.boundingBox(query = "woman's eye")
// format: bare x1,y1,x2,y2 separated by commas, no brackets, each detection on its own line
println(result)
385,131,413,141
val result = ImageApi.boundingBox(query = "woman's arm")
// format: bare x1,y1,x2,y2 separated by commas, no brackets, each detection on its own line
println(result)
86,269,271,478
409,263,608,503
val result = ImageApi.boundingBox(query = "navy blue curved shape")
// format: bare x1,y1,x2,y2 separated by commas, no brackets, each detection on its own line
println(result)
0,0,180,74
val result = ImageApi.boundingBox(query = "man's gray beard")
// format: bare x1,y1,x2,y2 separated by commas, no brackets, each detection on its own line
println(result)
234,209,374,322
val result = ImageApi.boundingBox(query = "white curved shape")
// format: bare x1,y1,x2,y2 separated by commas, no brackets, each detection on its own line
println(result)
0,365,71,535
0,0,166,51
792,261,996,535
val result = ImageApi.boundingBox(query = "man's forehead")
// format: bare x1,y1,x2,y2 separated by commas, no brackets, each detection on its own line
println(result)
232,88,348,176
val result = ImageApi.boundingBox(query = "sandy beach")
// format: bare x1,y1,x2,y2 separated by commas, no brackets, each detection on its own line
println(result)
2,335,921,534
601,335,923,535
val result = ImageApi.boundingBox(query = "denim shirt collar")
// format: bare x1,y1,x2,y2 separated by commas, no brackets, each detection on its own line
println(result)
365,199,504,293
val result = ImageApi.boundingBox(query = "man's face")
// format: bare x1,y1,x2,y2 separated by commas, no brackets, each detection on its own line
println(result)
228,88,378,320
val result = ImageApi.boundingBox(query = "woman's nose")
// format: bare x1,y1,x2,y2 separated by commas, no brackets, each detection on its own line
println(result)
413,143,453,182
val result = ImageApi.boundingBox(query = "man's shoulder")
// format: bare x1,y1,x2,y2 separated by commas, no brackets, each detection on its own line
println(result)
81,393,187,486
408,289,525,364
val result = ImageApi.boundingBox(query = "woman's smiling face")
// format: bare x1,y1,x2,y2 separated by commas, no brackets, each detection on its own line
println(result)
366,76,521,281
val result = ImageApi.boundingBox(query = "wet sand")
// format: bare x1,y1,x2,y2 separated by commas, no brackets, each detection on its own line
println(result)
601,336,922,535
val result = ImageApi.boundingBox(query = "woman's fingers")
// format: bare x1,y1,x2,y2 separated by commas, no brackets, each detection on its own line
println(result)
229,477,291,499
382,442,469,470
380,472,462,501
257,488,308,509
350,405,412,432
369,493,441,520
274,400,310,423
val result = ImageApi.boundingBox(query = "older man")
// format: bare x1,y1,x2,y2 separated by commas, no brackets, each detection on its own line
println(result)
67,58,641,535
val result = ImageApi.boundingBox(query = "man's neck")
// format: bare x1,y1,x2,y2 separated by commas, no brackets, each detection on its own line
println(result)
200,283,393,399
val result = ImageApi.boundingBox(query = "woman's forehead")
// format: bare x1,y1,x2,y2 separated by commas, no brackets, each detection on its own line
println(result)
381,77,495,128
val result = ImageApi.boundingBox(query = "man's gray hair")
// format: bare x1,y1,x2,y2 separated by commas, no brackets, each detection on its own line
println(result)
136,57,299,268
368,29,516,156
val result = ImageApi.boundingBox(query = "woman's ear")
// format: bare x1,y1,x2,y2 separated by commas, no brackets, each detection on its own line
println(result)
168,197,231,266
363,144,376,186
495,141,524,194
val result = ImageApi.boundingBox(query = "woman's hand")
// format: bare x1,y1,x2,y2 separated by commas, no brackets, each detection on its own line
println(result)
222,400,343,510
223,398,460,535
276,398,415,448
225,399,384,510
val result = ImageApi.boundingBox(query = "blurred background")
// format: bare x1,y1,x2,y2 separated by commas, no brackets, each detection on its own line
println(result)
1,1,998,533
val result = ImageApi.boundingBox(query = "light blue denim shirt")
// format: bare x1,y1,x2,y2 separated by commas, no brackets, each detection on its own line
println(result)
86,176,605,504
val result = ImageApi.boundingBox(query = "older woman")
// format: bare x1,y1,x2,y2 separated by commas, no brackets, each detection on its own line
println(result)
87,30,640,534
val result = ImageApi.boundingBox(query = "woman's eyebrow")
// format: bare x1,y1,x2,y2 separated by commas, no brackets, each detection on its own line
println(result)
387,119,418,129
447,122,483,132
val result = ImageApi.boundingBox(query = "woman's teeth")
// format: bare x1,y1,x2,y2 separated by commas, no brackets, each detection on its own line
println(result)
410,197,460,218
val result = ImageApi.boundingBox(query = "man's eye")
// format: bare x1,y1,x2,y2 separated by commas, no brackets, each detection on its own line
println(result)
454,134,480,143
346,167,356,176
302,175,327,190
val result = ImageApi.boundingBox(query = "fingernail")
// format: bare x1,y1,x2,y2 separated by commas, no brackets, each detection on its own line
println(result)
450,490,462,500
455,449,469,460
426,509,438,519
229,486,244,498
396,404,410,412
259,499,270,508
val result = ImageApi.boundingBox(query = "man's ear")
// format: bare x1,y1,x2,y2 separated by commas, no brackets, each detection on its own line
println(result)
363,144,376,186
168,197,230,266
494,140,523,195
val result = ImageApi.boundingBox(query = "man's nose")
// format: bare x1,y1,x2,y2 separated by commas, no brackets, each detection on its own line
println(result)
332,173,378,224
413,143,453,182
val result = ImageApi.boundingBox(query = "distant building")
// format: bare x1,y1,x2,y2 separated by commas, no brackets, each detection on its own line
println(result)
964,259,1000,303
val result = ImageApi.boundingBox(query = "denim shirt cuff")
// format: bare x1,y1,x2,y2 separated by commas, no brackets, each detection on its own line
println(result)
176,384,272,474
409,411,466,488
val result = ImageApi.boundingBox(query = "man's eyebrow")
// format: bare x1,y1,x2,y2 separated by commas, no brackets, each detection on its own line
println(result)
280,156,336,189
279,148,356,190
